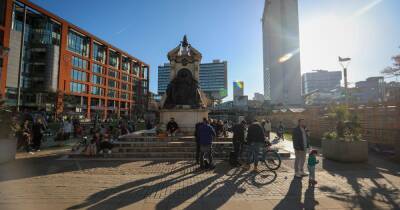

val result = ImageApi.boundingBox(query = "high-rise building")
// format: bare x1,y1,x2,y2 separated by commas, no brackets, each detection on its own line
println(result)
253,92,265,102
354,77,385,103
233,80,244,98
302,70,342,94
0,0,149,119
158,60,227,100
262,0,302,105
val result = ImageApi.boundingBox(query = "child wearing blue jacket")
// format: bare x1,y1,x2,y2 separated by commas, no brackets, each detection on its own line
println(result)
308,149,319,186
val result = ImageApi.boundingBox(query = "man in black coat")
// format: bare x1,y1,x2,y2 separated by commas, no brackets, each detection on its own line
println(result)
231,120,247,166
244,120,265,172
292,119,310,178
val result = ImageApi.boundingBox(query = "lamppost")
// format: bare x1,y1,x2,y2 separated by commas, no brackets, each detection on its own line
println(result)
339,56,351,105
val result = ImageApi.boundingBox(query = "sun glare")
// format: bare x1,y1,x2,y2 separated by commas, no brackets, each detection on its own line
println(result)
300,15,361,72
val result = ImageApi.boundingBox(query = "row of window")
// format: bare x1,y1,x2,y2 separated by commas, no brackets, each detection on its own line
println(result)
71,69,87,82
72,56,88,69
67,30,147,77
71,82,133,99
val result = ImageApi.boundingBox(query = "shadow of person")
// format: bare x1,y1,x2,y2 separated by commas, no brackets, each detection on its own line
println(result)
181,167,251,210
67,163,195,210
304,185,319,210
274,177,303,210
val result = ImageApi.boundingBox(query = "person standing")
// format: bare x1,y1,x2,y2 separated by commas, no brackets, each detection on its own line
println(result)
231,120,247,166
198,118,216,169
292,119,310,178
166,118,179,136
63,119,73,140
194,121,203,164
32,118,46,151
263,119,272,140
277,121,285,140
307,149,319,186
244,119,265,172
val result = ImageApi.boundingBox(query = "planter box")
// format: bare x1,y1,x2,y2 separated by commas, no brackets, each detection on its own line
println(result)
322,139,368,162
0,138,17,164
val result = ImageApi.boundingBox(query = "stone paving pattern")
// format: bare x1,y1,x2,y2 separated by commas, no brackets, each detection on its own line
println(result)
0,146,399,210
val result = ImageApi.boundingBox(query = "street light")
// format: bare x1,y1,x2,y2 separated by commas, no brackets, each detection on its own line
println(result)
338,56,351,105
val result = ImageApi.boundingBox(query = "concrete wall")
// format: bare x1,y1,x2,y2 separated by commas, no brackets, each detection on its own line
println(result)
6,30,22,89
45,45,59,92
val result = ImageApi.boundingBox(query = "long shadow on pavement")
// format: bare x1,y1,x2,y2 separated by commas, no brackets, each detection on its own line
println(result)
320,155,400,210
274,177,303,210
67,163,197,210
0,153,139,182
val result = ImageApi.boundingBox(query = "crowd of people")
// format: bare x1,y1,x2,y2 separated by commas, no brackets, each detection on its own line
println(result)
190,117,318,185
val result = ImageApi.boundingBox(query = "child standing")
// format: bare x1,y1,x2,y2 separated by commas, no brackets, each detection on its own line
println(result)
308,149,319,186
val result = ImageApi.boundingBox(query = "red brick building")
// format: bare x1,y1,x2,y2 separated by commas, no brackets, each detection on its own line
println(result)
0,0,150,119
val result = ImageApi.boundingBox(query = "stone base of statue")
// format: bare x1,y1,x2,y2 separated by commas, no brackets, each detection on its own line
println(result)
160,108,209,134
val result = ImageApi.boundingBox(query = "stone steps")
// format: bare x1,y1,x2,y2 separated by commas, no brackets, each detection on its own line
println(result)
68,135,291,159
118,136,231,143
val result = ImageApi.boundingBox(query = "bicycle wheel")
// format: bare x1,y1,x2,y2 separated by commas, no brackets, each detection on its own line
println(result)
263,150,281,170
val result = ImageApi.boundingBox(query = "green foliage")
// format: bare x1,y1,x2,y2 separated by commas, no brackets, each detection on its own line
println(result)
325,105,362,141
0,98,19,139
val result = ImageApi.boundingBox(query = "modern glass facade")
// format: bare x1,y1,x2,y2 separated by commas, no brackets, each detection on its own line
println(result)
301,70,342,94
1,0,150,119
158,60,227,100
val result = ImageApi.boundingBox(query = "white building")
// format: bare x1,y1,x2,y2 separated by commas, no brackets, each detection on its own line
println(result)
253,92,265,102
262,0,302,105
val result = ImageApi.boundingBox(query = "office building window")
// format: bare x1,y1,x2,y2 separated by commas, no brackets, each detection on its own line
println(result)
132,64,139,76
108,79,118,88
72,56,88,69
109,50,119,68
121,74,129,82
122,56,130,72
121,83,129,91
70,82,87,93
92,63,104,74
108,69,118,78
93,42,105,63
91,75,104,85
90,98,104,107
142,66,149,80
120,102,128,108
0,0,5,26
71,69,87,82
108,90,117,98
121,92,129,100
91,86,104,96
68,30,89,57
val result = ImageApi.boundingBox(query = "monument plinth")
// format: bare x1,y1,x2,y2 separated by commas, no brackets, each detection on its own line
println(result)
160,36,208,133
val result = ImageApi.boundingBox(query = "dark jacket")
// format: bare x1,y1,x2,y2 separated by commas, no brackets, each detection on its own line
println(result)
292,126,310,151
232,123,245,143
167,121,179,132
197,123,216,145
194,122,202,142
247,122,265,143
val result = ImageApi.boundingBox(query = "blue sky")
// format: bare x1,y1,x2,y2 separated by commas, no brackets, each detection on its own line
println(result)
31,0,400,100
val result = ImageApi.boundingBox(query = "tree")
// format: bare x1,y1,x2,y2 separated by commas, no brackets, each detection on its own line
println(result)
381,49,400,78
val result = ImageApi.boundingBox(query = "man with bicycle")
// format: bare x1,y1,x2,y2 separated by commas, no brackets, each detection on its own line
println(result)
197,118,216,170
243,119,266,172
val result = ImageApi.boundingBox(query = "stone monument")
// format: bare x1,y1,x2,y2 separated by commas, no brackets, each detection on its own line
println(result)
160,35,208,133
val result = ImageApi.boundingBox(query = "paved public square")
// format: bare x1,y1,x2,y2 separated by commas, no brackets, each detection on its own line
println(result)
0,145,399,210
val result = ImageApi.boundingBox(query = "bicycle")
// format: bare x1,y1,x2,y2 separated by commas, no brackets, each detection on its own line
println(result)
240,141,281,171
